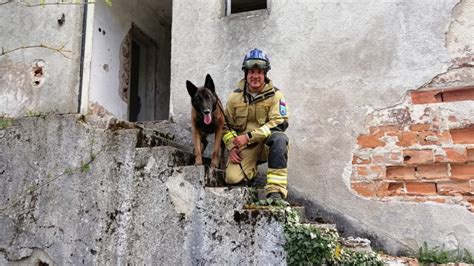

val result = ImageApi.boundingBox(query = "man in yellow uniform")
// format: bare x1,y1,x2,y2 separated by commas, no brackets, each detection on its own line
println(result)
222,48,289,199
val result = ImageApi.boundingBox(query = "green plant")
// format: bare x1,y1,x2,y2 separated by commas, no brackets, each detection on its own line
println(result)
80,162,91,173
0,117,13,129
284,223,338,265
334,247,382,266
418,242,474,264
26,109,41,117
284,222,382,266
243,188,382,265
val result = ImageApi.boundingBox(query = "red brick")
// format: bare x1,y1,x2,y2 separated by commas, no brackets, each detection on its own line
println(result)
450,164,474,180
451,126,474,144
369,125,401,135
416,164,448,180
370,165,384,172
405,182,437,195
386,166,416,180
351,182,375,197
437,181,471,195
357,165,369,176
352,155,370,164
468,148,474,161
371,151,403,165
411,86,474,104
403,150,434,165
375,182,404,197
396,132,419,147
410,123,431,132
357,134,385,148
411,90,441,104
418,131,451,146
371,154,385,164
436,148,468,163
440,86,474,102
434,155,444,163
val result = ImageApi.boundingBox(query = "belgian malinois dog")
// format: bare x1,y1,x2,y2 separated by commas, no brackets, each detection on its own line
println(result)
186,74,224,168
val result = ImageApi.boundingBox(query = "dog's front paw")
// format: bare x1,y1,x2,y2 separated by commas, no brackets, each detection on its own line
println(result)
195,158,203,166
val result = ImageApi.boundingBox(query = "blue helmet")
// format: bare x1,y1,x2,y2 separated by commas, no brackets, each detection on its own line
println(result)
242,48,271,72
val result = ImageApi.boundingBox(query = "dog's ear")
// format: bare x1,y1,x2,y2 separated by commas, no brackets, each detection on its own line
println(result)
186,80,198,97
205,74,215,93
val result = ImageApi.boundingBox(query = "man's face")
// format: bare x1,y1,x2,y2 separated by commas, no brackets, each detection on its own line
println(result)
246,68,265,91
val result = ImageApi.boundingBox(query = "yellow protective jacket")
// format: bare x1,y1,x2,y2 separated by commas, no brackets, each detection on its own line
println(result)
222,79,289,150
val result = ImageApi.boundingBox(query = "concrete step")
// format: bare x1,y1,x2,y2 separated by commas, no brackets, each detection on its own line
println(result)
305,221,337,230
204,167,227,187
136,120,193,149
134,146,194,172
136,128,193,153
236,205,306,223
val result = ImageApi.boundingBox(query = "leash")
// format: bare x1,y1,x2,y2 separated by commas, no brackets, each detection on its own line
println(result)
214,94,251,184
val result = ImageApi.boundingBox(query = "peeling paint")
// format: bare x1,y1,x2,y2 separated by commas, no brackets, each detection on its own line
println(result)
445,0,474,60
89,101,112,117
0,58,33,116
119,30,131,103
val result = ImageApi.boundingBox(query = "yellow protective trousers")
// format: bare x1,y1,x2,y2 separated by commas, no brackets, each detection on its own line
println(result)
225,132,289,198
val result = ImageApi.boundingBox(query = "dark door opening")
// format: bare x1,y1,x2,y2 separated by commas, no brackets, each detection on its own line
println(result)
129,40,141,122
127,25,159,122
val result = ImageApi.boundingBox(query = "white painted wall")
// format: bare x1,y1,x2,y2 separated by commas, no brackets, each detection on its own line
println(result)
0,3,83,116
88,0,170,120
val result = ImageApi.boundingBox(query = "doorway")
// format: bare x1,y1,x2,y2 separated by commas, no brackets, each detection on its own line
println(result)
128,25,157,122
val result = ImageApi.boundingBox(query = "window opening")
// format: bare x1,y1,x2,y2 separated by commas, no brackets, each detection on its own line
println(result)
225,0,267,15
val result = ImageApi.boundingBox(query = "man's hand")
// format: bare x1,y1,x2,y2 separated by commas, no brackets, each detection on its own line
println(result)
229,147,242,164
233,134,249,148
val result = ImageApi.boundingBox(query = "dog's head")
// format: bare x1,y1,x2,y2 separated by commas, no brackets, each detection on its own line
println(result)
186,74,217,125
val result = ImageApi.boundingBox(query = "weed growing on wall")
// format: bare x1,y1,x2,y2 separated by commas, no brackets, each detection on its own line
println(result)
245,193,382,265
418,242,474,264
283,218,382,265
0,117,13,129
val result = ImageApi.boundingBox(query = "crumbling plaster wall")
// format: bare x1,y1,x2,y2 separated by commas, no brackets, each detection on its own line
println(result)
0,2,83,116
88,0,171,120
170,0,474,253
0,115,285,264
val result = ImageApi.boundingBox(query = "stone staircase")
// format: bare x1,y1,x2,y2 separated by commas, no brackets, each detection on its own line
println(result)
132,120,384,264
0,115,413,265
134,120,419,266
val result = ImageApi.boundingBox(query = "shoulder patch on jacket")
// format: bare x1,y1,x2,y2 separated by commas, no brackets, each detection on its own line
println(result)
279,98,287,116
233,88,243,93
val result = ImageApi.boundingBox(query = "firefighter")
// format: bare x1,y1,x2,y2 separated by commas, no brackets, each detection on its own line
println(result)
222,48,289,199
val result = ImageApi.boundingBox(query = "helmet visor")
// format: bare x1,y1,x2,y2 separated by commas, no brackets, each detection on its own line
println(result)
243,59,269,70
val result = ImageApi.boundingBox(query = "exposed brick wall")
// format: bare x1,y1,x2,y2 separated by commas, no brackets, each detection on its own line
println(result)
411,86,474,104
351,78,474,212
